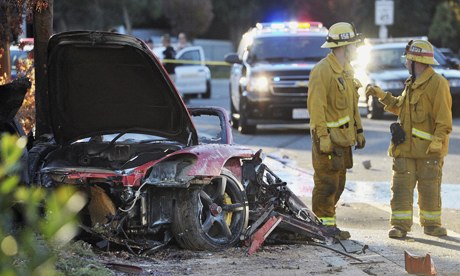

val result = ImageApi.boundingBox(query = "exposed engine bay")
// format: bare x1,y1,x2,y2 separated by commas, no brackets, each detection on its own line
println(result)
44,140,184,171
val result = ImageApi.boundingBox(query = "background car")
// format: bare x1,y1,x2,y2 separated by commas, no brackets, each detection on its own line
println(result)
225,22,329,134
153,45,212,99
10,43,33,79
438,47,460,68
354,42,460,119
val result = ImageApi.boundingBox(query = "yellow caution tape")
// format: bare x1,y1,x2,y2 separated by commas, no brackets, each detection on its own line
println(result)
162,59,230,66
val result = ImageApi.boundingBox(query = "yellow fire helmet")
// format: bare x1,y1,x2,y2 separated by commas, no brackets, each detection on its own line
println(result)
404,39,439,65
321,22,363,48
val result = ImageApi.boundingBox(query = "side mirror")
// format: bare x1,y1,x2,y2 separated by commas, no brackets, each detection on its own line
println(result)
224,53,242,64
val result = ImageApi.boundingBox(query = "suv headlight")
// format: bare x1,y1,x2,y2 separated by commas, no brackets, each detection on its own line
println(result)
375,80,405,90
449,78,460,87
247,76,270,93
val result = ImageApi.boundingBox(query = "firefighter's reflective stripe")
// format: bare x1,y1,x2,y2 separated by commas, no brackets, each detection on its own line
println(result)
326,116,350,128
320,217,336,226
391,211,412,220
420,210,441,221
412,128,433,141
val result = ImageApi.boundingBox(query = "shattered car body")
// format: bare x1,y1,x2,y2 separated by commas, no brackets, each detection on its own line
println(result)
20,31,335,253
27,31,253,251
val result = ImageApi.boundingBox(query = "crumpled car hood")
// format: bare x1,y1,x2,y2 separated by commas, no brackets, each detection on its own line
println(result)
47,31,197,145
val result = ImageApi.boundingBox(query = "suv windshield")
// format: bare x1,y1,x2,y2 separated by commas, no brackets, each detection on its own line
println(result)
368,46,447,72
247,36,329,63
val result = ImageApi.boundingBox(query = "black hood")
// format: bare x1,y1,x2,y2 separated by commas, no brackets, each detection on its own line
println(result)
47,31,197,145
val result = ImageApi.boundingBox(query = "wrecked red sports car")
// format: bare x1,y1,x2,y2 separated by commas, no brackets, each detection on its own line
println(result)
7,31,335,254
26,31,255,251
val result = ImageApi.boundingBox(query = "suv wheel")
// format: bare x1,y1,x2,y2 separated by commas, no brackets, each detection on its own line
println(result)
172,169,248,250
238,98,256,134
367,96,383,119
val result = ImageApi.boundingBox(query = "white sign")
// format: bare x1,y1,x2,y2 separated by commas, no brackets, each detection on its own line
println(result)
375,0,394,25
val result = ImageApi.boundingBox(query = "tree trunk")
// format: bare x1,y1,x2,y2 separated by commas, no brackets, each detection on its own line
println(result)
33,0,53,136
0,41,11,82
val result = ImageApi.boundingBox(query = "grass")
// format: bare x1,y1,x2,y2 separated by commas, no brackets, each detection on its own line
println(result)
55,241,112,276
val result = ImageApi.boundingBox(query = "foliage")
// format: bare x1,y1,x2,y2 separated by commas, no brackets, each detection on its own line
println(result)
54,0,122,32
0,48,7,84
0,44,36,133
0,0,49,42
429,1,460,51
160,0,214,39
0,1,24,43
53,0,162,33
0,0,48,91
210,0,260,43
14,47,36,134
55,241,112,275
0,134,86,275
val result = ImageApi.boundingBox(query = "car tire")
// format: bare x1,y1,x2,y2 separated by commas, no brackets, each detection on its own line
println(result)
27,143,57,186
203,80,211,99
238,98,256,134
172,169,249,251
367,96,383,119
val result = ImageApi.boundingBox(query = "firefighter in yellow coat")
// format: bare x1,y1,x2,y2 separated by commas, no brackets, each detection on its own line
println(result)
366,40,452,238
307,22,365,239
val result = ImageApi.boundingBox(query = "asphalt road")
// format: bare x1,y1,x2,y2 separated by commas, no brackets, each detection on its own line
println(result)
184,79,460,274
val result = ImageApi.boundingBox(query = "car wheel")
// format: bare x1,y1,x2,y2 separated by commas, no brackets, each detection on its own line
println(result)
238,98,256,134
172,169,249,250
203,80,211,99
27,143,57,185
367,96,383,119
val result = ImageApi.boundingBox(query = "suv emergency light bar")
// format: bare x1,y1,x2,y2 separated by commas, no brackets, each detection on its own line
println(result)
256,21,324,31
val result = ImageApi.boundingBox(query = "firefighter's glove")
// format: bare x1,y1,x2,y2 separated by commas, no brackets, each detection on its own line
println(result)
355,133,366,149
365,84,386,99
426,137,443,154
319,135,333,154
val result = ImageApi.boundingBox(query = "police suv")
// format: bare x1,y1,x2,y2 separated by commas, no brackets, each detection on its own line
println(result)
225,22,329,134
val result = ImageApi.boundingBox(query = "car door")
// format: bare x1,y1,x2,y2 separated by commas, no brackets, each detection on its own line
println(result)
229,60,243,111
174,46,208,95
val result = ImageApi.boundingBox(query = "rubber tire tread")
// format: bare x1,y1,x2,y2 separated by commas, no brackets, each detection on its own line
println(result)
172,169,248,250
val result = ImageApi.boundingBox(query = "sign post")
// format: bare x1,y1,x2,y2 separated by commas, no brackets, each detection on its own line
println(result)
375,0,394,39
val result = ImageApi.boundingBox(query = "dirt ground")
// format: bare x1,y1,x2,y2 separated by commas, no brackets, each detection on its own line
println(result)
93,241,405,276
59,190,460,276
62,198,460,275
74,201,406,275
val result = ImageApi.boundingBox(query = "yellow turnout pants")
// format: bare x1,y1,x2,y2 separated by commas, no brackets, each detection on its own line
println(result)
311,136,352,226
390,157,443,232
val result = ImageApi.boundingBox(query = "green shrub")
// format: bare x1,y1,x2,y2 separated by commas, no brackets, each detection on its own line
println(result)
0,133,87,275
